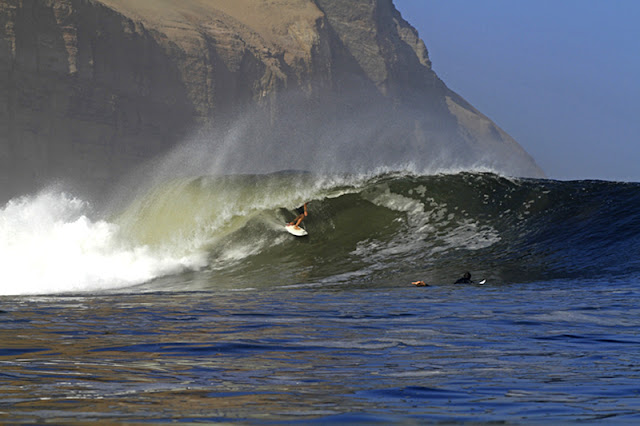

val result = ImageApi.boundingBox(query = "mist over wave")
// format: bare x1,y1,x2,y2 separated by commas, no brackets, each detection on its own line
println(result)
3,171,640,296
112,93,541,209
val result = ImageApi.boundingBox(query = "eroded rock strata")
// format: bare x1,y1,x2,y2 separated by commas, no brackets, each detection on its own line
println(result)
0,0,543,201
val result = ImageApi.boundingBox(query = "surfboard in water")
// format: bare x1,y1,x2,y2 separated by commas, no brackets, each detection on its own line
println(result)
285,224,308,237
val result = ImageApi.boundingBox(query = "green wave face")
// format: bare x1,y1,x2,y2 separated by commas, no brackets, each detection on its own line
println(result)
111,171,640,291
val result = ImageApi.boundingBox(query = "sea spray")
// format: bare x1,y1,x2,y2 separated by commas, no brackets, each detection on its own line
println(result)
108,92,522,211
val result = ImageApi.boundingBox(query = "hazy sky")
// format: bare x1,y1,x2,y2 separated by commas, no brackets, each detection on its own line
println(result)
394,0,640,181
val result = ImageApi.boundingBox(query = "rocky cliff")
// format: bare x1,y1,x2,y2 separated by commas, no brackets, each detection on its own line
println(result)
0,0,543,201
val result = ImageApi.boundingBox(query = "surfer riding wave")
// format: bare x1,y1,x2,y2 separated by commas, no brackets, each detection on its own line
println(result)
289,202,309,230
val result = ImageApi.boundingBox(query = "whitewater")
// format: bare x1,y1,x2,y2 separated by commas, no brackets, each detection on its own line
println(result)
0,189,205,295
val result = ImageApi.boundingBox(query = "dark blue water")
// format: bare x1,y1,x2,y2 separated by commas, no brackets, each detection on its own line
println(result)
2,278,640,423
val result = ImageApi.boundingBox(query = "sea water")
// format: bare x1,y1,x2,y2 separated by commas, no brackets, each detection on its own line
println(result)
1,172,640,423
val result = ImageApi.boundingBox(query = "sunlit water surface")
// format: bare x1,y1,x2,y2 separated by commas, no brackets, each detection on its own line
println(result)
1,279,640,423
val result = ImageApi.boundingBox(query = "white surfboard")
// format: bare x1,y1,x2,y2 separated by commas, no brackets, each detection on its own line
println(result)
285,224,308,237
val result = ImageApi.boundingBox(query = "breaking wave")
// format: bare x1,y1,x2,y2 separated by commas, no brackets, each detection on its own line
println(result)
2,171,640,295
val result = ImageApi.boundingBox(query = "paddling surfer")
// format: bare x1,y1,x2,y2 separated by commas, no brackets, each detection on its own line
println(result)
289,202,309,229
454,272,474,284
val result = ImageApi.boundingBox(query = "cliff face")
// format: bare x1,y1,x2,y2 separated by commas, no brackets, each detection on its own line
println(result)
0,0,196,198
0,0,543,201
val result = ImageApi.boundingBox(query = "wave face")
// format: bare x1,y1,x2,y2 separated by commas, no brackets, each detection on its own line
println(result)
2,172,639,295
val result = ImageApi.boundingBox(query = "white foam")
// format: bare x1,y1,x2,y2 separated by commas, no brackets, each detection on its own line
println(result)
0,190,206,295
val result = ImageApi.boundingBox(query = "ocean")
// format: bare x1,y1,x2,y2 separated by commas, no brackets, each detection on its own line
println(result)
1,171,640,423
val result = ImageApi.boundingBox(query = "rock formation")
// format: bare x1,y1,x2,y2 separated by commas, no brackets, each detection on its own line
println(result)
0,0,543,202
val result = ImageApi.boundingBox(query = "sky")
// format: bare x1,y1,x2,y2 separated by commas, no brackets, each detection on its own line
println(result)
394,0,640,181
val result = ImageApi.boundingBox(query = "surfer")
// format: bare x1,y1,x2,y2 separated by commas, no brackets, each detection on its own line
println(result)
412,280,428,287
289,202,309,229
454,272,474,284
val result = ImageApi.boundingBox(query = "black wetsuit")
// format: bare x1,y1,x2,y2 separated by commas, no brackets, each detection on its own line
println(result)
454,273,474,284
